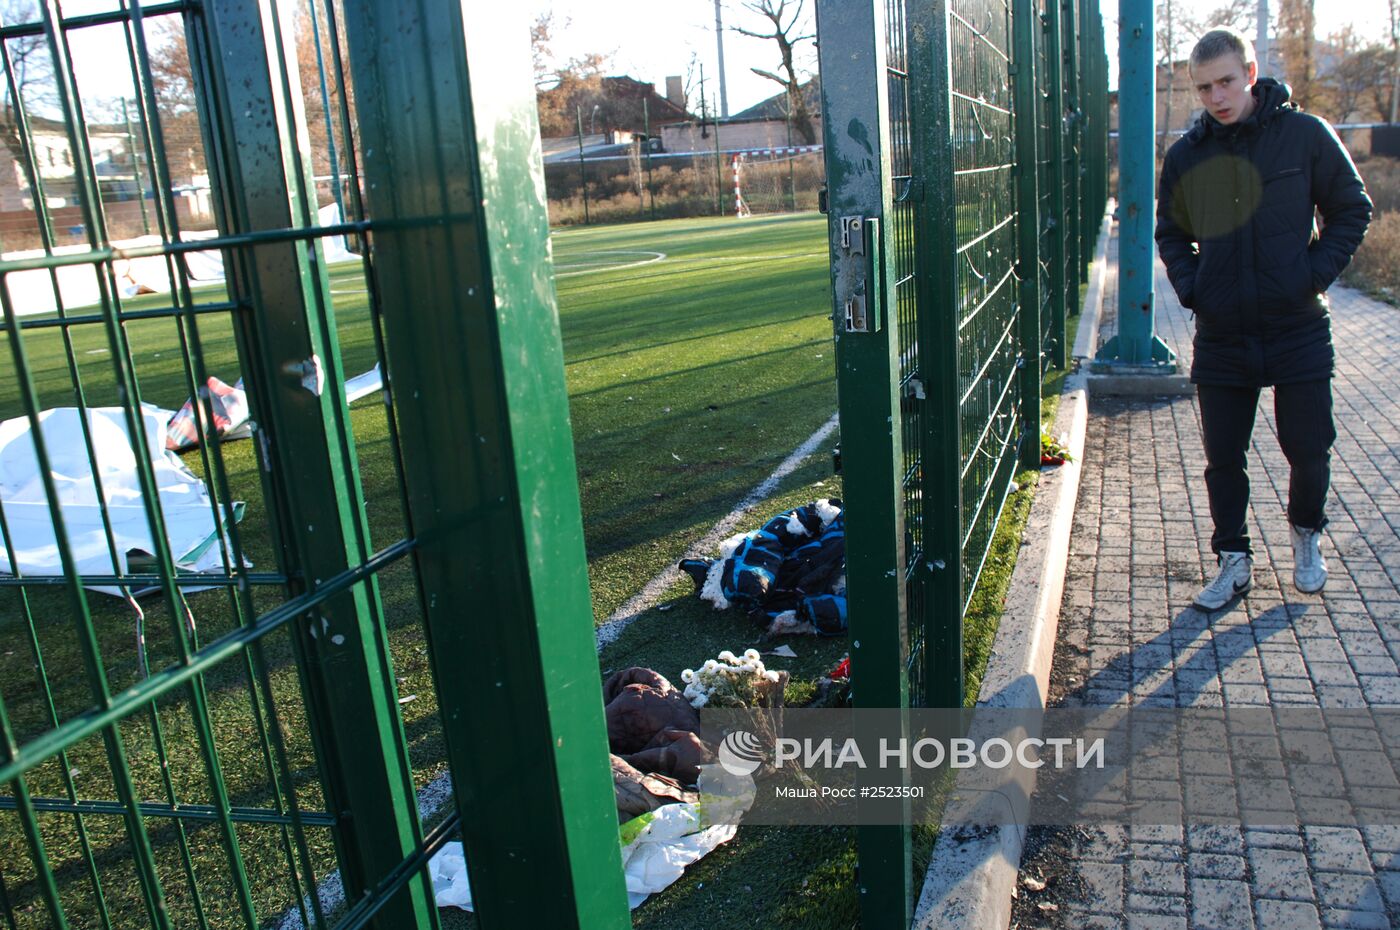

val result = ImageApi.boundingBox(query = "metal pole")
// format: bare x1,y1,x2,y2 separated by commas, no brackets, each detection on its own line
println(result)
815,0,913,921
715,0,730,117
786,108,797,212
644,96,655,219
575,104,590,224
121,97,151,235
1096,0,1175,365
713,95,724,215
1046,0,1068,367
1256,0,1270,75
1013,0,1043,470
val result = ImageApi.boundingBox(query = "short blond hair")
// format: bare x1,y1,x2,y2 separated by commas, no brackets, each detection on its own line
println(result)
1190,27,1256,71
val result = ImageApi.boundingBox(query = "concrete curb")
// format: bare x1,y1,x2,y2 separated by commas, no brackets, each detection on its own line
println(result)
912,206,1114,930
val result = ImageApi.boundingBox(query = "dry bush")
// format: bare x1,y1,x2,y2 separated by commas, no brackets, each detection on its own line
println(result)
1342,156,1400,303
1354,154,1400,215
1345,211,1400,301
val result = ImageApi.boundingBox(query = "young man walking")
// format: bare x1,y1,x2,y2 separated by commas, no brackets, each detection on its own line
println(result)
1155,28,1371,611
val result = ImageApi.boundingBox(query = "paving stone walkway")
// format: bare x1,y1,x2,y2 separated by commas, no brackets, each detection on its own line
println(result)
1019,227,1400,930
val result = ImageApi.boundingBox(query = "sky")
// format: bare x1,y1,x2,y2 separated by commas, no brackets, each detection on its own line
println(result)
40,0,1395,119
529,0,1392,104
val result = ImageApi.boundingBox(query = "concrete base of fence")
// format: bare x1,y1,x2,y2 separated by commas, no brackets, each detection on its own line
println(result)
1087,363,1193,397
912,205,1113,930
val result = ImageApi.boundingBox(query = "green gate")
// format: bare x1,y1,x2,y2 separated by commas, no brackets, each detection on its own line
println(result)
0,1,627,928
816,0,1105,922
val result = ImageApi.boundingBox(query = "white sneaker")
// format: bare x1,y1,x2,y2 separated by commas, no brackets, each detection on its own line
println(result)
1193,551,1253,611
1290,524,1328,594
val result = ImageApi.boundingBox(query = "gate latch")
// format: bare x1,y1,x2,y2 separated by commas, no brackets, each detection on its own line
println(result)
835,215,882,333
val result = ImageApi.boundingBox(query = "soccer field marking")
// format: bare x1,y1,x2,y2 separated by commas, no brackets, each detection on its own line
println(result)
594,410,840,651
553,249,666,277
273,409,840,928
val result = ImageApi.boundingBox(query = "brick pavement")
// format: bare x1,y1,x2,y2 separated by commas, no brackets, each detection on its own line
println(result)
1021,226,1400,930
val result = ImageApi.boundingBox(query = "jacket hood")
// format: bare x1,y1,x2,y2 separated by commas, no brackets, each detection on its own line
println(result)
1185,77,1294,145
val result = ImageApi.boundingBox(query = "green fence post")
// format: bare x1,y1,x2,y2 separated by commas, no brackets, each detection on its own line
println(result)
1044,0,1068,367
1062,0,1082,303
815,0,913,923
1014,0,1043,470
192,2,435,926
337,2,631,926
908,0,965,709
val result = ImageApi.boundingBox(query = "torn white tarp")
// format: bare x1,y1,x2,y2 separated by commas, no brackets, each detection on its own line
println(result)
343,363,382,404
0,405,243,594
428,764,754,911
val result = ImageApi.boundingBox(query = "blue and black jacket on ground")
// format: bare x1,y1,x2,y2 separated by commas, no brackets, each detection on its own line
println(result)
685,499,848,634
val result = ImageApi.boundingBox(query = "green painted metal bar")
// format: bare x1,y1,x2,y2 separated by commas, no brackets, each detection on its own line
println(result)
0,795,337,827
815,0,914,922
910,0,965,709
116,7,332,915
1044,0,1068,367
190,0,437,924
0,0,187,38
1062,0,1082,305
0,282,172,929
1079,0,1100,271
0,300,243,333
336,1,630,926
1013,0,1043,471
40,2,259,922
0,538,416,787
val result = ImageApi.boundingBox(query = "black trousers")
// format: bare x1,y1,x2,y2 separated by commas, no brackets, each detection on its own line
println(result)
1197,380,1335,555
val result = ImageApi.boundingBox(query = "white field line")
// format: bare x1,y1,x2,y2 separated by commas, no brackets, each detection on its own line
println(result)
274,409,839,927
594,410,840,651
554,250,666,277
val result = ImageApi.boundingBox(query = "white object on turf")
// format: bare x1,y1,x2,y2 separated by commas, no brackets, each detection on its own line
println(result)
0,405,243,594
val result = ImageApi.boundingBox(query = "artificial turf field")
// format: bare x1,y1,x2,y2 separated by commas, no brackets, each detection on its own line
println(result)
0,211,1056,928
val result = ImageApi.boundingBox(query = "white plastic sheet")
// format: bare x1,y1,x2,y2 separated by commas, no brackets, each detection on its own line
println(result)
0,405,242,594
428,764,755,911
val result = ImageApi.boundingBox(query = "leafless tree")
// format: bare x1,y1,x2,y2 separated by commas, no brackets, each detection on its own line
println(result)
732,0,817,144
1277,0,1317,107
0,0,55,161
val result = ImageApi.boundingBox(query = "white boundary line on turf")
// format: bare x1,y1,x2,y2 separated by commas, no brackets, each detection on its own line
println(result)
554,250,666,277
275,410,840,928
594,410,840,652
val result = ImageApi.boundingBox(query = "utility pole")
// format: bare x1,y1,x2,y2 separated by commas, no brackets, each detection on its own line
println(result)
699,63,709,138
575,105,591,224
1257,0,1270,75
715,0,730,117
643,97,656,220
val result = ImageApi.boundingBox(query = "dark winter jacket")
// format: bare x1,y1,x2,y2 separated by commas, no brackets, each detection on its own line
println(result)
1155,78,1372,386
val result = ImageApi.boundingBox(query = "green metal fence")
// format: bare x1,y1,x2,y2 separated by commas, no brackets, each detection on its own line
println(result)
0,0,1108,925
0,2,626,928
816,0,1107,922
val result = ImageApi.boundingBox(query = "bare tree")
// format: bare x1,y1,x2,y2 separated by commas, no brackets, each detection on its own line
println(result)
732,0,817,144
1277,0,1317,107
0,0,55,162
531,12,557,90
1317,26,1375,123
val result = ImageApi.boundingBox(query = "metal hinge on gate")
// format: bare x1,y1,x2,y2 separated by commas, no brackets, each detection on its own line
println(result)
835,215,882,333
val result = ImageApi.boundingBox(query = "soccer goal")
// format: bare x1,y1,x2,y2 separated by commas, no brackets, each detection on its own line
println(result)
730,147,825,216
